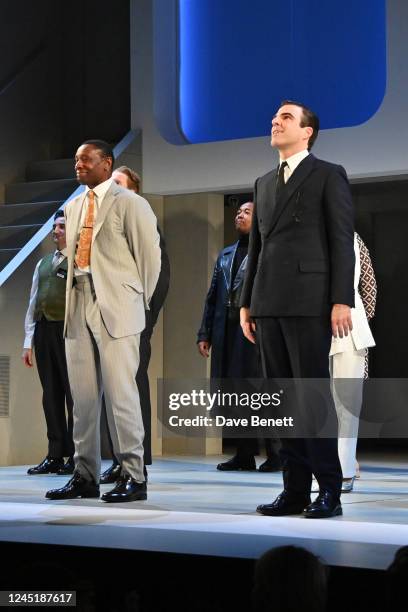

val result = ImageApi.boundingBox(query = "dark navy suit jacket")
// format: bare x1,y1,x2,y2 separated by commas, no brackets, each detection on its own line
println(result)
240,154,355,316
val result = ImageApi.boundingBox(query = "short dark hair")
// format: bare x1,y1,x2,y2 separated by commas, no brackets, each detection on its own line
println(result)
81,139,115,164
53,210,64,221
115,165,141,193
280,100,320,149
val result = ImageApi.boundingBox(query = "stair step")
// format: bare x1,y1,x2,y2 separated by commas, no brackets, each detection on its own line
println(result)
5,178,77,204
0,201,63,227
0,224,42,249
26,159,75,182
0,248,20,268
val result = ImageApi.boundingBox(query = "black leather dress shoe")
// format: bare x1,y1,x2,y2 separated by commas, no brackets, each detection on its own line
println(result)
45,471,100,500
258,457,283,472
100,462,121,484
100,463,149,485
303,491,342,518
257,491,311,516
217,455,256,471
57,457,75,476
27,457,64,475
101,474,147,503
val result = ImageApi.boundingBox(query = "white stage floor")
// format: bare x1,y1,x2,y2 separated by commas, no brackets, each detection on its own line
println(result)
0,452,407,571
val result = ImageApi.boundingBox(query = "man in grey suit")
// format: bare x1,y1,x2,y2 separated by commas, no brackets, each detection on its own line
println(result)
46,140,161,503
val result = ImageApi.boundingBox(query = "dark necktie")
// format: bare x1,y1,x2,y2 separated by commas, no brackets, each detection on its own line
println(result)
52,251,62,270
275,161,288,200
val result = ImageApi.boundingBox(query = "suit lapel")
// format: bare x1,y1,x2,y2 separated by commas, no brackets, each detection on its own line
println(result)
232,254,248,291
63,194,83,310
268,154,316,233
261,168,279,231
92,182,120,244
66,194,84,260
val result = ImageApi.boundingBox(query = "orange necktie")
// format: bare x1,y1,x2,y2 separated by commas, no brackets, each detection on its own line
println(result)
75,190,95,269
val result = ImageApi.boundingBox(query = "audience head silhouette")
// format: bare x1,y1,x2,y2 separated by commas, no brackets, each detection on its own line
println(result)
252,545,328,612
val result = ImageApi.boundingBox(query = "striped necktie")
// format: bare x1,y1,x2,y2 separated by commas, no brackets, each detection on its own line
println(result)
52,250,63,270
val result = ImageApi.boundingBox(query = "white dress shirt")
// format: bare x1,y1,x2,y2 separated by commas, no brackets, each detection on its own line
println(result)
279,149,309,183
75,177,114,275
23,248,68,349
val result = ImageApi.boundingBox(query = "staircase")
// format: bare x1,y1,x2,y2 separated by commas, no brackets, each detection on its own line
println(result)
0,159,77,269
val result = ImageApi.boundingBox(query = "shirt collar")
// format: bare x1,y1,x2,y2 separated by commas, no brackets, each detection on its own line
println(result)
280,149,309,174
85,177,114,202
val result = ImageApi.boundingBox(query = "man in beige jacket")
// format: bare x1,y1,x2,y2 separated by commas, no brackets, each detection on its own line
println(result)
46,140,161,503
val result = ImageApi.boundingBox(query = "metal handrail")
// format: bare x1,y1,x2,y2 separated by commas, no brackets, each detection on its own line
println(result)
0,129,139,287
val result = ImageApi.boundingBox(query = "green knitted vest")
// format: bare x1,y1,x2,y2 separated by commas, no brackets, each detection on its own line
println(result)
34,253,67,321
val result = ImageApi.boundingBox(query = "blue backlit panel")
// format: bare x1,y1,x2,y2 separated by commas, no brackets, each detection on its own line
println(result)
153,0,386,144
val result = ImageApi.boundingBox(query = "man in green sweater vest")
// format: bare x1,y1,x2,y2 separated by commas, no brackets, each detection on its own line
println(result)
22,210,74,475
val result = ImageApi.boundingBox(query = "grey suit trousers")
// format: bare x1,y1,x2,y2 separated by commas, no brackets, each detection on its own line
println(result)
65,275,145,483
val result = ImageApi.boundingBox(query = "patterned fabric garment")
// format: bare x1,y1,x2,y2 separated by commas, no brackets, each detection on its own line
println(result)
75,190,95,269
356,233,377,377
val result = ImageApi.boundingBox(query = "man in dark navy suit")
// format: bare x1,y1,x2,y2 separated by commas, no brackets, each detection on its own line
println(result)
198,202,280,471
240,100,355,518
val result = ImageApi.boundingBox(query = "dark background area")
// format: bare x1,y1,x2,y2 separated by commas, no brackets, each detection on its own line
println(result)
0,542,387,612
0,0,130,188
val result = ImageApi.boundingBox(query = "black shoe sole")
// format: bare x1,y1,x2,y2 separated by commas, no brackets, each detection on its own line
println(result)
217,465,256,471
303,505,343,519
101,493,147,503
45,490,100,500
28,472,61,475
28,467,64,475
256,505,307,516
